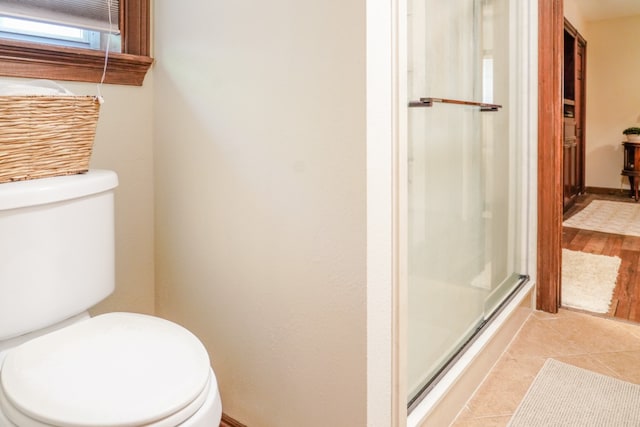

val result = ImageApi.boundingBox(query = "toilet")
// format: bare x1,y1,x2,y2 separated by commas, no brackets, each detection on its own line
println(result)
0,170,222,426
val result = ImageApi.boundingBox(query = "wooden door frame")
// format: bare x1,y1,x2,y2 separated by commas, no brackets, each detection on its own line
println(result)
537,0,564,312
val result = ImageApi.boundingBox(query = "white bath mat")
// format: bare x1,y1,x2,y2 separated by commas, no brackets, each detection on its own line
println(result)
562,249,621,313
563,200,640,237
508,359,640,426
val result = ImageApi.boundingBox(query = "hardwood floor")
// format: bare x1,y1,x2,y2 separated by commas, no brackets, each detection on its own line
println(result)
563,190,640,322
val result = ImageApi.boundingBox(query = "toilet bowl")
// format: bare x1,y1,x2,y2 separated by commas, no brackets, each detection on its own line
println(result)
0,171,222,426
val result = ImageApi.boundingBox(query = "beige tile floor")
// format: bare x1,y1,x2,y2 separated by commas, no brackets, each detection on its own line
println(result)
450,309,640,426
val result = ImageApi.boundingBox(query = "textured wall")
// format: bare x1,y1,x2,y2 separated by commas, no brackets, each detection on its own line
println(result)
153,1,367,425
585,15,640,189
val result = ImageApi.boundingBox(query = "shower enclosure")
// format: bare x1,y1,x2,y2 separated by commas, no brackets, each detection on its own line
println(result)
407,0,530,408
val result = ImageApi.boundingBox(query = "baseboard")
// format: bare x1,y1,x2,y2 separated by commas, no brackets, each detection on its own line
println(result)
220,413,247,427
585,186,629,196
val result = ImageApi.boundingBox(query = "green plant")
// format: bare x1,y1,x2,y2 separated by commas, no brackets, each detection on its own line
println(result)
623,127,640,135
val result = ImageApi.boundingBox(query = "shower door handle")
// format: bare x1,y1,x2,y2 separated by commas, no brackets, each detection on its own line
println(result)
408,97,502,112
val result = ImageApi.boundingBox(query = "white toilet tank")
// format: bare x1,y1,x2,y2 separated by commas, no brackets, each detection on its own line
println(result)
0,170,118,340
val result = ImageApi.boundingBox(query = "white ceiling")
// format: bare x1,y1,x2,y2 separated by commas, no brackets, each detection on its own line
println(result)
574,0,640,21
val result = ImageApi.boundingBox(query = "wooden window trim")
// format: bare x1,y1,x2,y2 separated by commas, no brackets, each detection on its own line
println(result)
0,0,152,86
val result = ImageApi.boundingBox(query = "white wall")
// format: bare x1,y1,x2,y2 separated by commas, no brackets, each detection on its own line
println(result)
585,15,640,189
0,76,156,316
153,2,368,426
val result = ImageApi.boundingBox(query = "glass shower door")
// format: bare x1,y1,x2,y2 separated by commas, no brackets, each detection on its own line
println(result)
407,0,527,406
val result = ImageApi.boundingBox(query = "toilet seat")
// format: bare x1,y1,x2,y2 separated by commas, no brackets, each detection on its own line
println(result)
0,313,213,427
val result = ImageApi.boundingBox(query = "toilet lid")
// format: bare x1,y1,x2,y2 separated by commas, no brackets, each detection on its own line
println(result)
0,312,211,427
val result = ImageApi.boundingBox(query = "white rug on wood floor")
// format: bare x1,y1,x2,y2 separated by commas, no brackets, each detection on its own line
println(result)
563,199,640,237
562,249,621,313
508,359,640,426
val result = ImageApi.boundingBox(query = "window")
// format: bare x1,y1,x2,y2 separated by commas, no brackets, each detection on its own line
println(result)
0,0,152,86
0,17,120,52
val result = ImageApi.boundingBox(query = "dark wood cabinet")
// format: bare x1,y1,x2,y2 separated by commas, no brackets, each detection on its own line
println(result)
622,142,640,201
562,20,586,212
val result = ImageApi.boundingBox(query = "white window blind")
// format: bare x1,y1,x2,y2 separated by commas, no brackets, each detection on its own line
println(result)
0,0,119,33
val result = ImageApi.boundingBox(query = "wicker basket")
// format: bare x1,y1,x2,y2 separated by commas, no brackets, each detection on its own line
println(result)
0,95,100,183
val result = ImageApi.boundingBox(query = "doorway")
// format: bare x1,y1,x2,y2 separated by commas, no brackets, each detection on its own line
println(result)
538,0,640,315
